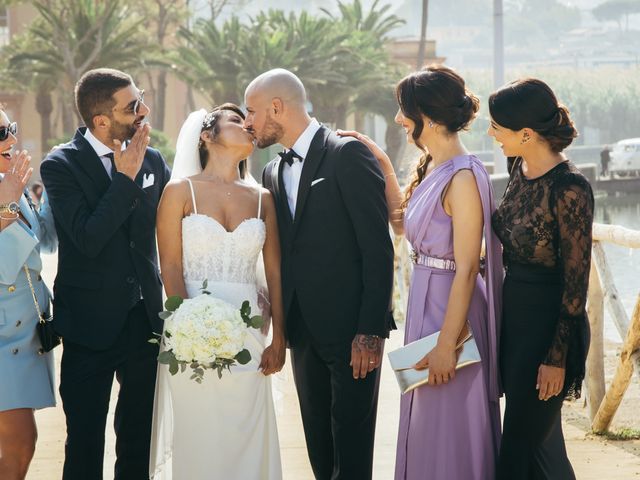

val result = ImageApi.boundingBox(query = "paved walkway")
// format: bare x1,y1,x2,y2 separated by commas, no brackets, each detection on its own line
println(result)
26,255,640,479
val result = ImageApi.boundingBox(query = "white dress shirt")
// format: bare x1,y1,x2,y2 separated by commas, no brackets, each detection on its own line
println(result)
282,118,321,216
84,128,126,179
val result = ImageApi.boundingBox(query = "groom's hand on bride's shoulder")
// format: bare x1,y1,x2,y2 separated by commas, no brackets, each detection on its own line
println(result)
350,334,384,380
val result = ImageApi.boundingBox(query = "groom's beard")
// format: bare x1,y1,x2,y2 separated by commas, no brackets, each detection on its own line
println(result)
109,116,143,143
255,115,283,149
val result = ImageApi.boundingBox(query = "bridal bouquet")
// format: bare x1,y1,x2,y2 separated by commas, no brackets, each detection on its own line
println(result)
152,281,263,382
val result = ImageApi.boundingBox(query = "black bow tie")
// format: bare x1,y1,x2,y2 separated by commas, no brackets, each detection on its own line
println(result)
278,149,302,166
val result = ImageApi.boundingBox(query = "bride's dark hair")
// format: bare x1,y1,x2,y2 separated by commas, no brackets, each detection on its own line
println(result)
198,103,248,178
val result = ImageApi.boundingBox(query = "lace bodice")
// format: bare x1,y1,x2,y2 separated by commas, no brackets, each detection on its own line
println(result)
492,157,594,371
181,179,266,285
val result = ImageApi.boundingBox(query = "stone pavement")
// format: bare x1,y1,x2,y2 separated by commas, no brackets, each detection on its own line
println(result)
26,254,640,479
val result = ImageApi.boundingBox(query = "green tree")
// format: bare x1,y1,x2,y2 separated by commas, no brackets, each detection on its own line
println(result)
318,0,405,127
324,0,405,40
0,30,57,150
173,10,349,109
323,0,406,155
5,0,151,139
593,0,640,32
173,16,246,106
173,1,406,166
133,0,188,131
505,0,581,54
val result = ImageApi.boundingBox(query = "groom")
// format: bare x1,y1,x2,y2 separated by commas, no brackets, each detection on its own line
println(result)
41,68,170,479
245,69,395,479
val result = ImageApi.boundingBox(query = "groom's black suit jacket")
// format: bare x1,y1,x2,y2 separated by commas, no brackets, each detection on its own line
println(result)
263,125,395,344
41,128,171,350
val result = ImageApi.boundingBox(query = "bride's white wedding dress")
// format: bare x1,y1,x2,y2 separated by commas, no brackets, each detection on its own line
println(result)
150,178,282,479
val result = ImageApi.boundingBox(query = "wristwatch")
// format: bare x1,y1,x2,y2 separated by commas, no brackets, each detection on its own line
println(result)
0,201,20,215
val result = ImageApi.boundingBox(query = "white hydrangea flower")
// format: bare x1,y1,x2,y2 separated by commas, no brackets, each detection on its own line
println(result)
163,294,247,364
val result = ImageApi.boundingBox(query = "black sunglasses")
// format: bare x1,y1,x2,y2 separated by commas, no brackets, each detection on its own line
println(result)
0,122,17,141
131,89,145,116
112,90,145,116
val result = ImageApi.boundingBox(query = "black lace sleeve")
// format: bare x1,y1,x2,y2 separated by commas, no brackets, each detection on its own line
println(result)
543,178,594,368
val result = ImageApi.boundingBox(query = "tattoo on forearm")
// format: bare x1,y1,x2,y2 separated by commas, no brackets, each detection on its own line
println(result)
352,334,383,355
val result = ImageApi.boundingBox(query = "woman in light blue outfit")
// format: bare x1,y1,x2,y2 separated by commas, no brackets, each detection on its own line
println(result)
0,108,57,480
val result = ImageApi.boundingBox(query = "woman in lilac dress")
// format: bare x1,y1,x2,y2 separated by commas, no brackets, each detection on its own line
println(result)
340,65,502,479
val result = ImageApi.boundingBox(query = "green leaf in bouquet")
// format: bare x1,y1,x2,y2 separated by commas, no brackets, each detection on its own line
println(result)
250,315,264,329
158,311,173,320
148,332,161,344
180,363,187,373
202,279,208,289
168,360,179,375
165,296,183,312
235,349,252,365
240,300,251,317
165,330,172,338
158,351,175,365
202,290,211,295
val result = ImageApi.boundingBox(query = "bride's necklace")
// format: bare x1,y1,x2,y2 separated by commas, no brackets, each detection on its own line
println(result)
198,174,236,197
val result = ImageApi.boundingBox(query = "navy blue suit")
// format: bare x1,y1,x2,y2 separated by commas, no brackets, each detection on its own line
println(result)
41,128,170,479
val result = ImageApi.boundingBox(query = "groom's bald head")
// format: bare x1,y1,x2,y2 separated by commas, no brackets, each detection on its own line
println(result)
244,69,311,149
245,68,307,108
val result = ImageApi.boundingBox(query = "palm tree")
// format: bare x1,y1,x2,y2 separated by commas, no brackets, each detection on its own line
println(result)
133,0,188,131
173,16,246,106
174,11,348,112
0,30,58,150
174,2,405,131
6,0,151,137
323,0,405,41
323,0,406,151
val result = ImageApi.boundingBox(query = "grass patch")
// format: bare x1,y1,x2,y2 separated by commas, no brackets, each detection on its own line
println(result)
593,428,640,441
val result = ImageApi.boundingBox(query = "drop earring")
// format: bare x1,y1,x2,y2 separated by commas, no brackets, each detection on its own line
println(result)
428,121,434,128
520,132,530,144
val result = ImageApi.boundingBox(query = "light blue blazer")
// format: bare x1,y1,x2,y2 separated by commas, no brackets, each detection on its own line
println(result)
0,182,58,411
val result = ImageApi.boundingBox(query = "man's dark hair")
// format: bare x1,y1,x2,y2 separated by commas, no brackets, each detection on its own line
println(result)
75,68,133,128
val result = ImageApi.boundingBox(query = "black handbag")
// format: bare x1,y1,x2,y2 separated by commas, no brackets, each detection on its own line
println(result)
23,265,61,352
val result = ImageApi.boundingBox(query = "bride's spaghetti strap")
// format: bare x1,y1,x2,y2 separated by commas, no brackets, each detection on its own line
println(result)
186,178,198,215
257,186,262,219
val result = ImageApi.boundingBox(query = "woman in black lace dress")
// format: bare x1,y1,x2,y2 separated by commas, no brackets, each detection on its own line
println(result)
489,78,593,479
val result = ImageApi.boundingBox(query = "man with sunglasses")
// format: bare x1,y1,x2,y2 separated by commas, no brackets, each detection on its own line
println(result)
40,68,171,480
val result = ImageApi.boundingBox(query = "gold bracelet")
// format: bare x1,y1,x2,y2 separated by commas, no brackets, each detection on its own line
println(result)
384,172,396,178
0,214,18,221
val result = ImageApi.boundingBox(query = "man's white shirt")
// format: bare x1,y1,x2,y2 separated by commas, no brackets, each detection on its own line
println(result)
282,118,321,216
84,128,126,179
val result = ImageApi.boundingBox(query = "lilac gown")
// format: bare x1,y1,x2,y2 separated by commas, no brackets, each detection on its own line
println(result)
395,155,503,480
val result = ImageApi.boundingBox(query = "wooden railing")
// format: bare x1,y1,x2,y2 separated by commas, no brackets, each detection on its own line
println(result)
392,222,640,433
586,223,640,432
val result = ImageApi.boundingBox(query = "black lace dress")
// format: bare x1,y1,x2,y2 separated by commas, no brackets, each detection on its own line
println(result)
492,157,593,479
493,157,593,397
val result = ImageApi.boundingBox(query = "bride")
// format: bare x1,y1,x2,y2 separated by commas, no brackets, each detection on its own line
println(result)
150,104,285,479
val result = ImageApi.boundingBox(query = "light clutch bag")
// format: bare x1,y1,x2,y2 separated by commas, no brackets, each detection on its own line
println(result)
388,324,481,394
